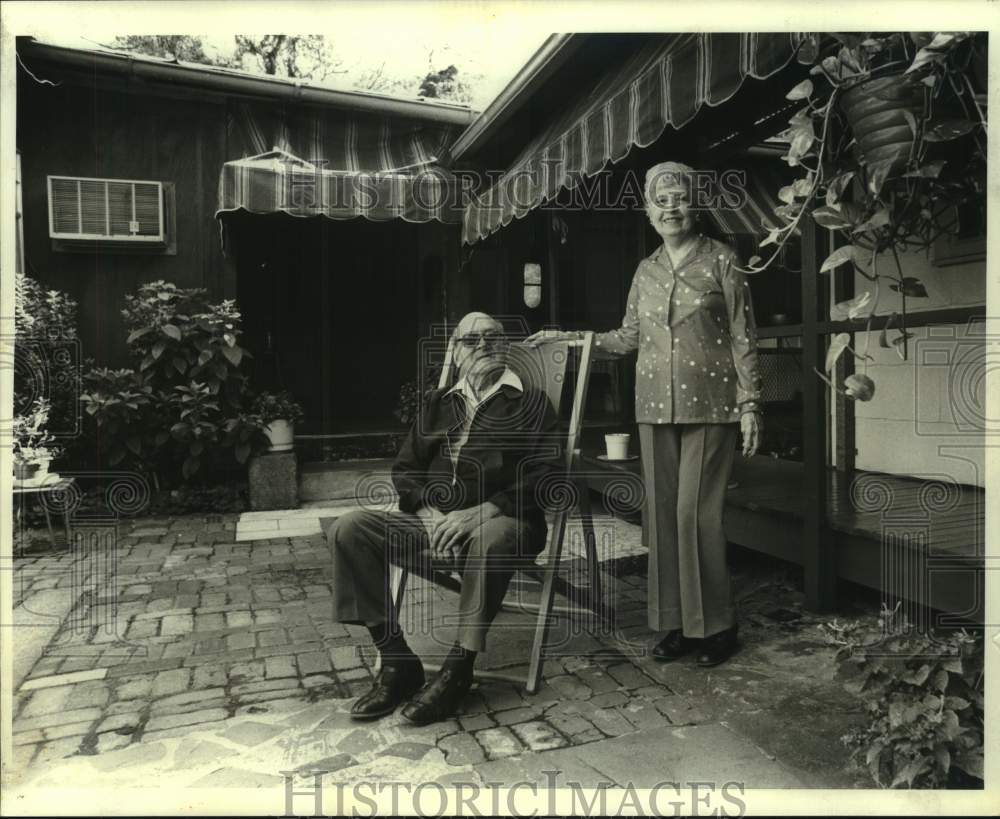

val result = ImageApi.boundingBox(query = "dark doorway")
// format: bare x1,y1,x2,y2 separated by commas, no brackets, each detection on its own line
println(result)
229,213,422,435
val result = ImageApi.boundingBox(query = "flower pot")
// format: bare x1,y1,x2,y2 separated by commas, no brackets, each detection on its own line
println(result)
14,462,39,481
34,457,53,479
265,419,295,452
840,73,924,176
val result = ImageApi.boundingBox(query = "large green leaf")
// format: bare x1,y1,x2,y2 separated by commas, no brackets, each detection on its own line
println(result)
831,291,873,321
786,79,814,100
941,709,962,741
889,277,928,297
940,655,963,674
866,158,899,196
825,172,855,206
954,749,983,779
924,119,977,142
796,34,819,64
890,757,929,788
903,160,946,179
813,206,854,230
222,345,243,367
852,207,890,234
901,663,931,685
790,131,814,160
825,333,852,372
820,244,859,273
162,324,182,341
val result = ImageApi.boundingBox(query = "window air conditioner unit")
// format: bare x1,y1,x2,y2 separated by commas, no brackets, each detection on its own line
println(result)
47,176,166,244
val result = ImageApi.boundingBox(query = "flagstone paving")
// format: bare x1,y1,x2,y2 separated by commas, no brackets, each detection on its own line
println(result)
4,511,867,796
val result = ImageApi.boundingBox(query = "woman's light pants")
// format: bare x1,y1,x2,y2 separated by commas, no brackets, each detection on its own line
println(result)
639,422,739,639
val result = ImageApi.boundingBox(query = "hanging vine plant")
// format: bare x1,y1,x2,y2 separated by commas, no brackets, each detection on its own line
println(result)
744,32,987,383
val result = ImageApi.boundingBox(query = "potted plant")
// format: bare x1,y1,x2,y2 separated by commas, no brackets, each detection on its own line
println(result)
32,444,63,479
252,391,305,452
746,32,986,382
12,398,55,481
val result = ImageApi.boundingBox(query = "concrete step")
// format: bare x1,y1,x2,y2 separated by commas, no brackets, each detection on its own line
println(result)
297,458,396,502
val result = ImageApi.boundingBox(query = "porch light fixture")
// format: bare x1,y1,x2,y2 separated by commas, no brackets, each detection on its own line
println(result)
523,262,542,308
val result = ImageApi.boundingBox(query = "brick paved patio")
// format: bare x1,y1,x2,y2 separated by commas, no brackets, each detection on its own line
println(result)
5,511,866,794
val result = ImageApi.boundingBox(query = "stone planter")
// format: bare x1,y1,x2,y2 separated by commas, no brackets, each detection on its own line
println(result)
840,72,924,177
248,451,298,511
265,419,295,452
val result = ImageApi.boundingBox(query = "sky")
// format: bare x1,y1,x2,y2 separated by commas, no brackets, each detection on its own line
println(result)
12,3,552,111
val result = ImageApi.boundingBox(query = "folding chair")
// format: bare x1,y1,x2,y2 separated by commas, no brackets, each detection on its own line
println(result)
389,333,602,693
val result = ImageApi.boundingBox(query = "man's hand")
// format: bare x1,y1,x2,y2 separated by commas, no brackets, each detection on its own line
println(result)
429,502,502,561
524,329,577,347
740,412,763,457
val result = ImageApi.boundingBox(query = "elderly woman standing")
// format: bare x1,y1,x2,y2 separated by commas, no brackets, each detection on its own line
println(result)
527,161,763,667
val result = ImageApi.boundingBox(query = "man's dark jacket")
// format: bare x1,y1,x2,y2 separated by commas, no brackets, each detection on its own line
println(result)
391,380,561,534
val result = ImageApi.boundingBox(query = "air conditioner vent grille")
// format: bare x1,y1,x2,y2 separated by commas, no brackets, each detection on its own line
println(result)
48,176,165,242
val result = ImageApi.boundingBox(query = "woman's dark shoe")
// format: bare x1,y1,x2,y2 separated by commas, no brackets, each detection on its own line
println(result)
695,627,740,667
400,666,474,726
350,658,425,720
651,629,699,662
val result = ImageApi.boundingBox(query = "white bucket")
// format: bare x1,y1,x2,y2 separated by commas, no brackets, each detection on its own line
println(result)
265,420,295,452
604,433,631,460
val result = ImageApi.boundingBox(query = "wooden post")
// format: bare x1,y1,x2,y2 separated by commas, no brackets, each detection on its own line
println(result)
833,265,856,476
546,212,561,327
801,220,837,610
320,222,333,435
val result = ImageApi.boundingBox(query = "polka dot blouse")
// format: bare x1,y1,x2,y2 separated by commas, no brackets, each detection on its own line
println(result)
593,234,763,425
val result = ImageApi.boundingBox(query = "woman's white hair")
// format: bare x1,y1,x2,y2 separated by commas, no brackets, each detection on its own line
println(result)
644,161,697,202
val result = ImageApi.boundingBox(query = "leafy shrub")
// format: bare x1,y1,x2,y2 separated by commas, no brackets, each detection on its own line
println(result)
823,606,983,788
122,281,250,409
81,281,269,485
15,273,78,341
12,397,55,464
81,368,157,470
14,273,80,452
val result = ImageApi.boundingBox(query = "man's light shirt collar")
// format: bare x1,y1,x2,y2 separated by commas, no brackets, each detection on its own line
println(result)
445,367,523,405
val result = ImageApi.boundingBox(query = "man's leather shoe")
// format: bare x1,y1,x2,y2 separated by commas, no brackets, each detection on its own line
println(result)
651,629,699,662
400,666,473,726
695,626,740,667
350,659,425,720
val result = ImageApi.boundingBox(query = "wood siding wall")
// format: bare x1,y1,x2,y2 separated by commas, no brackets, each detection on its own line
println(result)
17,69,231,369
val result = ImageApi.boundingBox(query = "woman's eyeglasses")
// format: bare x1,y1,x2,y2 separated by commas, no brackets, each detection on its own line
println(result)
457,332,506,349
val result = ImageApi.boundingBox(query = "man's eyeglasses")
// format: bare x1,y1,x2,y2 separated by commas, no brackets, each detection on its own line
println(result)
456,332,506,349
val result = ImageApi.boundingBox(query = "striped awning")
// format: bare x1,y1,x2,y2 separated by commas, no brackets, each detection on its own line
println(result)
217,103,463,223
707,157,799,247
462,32,806,245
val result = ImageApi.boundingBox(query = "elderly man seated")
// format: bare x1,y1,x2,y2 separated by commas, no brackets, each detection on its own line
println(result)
327,312,559,725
